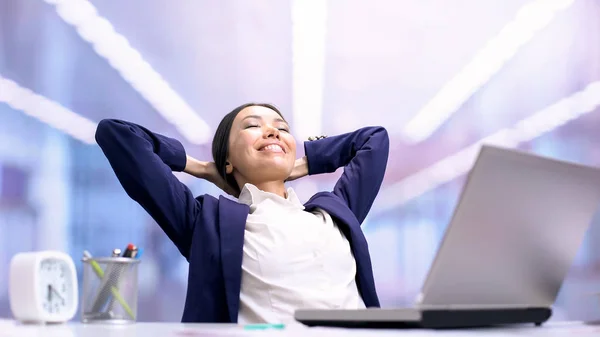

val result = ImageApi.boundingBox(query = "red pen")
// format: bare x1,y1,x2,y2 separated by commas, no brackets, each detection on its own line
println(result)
122,243,137,258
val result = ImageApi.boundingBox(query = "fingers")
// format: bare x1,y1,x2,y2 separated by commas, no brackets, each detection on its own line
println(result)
308,135,327,141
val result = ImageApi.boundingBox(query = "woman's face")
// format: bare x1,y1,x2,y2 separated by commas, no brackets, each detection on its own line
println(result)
226,105,297,185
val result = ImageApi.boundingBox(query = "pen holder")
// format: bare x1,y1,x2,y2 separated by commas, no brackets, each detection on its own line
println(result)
81,257,140,324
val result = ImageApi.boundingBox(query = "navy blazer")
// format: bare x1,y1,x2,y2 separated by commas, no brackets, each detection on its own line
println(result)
95,119,390,323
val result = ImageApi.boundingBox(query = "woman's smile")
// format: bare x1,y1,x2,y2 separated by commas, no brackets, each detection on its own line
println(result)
258,143,285,154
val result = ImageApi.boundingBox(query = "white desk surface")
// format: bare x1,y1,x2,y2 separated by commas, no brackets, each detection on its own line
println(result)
0,320,599,337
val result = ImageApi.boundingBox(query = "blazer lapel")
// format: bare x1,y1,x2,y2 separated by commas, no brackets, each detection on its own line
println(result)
305,193,361,232
304,192,377,305
218,196,249,322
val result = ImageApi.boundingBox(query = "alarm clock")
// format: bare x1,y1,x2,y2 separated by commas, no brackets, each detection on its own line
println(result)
9,251,78,323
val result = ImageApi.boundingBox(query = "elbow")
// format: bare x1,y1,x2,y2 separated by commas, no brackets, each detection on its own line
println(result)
371,126,390,162
95,119,124,147
372,126,389,150
355,126,390,153
375,126,388,141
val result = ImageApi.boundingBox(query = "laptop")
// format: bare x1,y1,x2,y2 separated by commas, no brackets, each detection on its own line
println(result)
295,144,600,329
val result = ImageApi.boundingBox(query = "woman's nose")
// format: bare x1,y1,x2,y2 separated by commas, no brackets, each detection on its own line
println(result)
263,125,280,139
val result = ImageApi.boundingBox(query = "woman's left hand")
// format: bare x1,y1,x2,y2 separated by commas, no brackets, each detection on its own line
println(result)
286,156,309,182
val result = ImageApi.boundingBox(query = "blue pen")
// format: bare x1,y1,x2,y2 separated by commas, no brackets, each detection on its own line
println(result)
135,248,143,259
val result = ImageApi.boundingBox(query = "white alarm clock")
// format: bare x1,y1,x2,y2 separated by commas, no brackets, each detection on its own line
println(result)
9,251,78,323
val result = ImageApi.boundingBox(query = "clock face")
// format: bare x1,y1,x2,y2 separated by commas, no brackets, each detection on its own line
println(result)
38,258,74,315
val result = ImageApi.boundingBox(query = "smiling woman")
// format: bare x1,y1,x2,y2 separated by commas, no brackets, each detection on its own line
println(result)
210,103,296,198
94,102,390,324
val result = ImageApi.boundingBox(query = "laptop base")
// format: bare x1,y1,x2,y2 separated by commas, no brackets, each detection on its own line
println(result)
297,308,552,329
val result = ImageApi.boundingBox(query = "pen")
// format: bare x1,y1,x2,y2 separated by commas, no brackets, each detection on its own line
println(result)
107,244,138,313
111,248,121,257
83,250,135,319
243,324,285,330
122,243,136,258
129,247,139,259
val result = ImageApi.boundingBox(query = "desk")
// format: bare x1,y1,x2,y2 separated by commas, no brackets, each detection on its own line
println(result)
0,320,598,337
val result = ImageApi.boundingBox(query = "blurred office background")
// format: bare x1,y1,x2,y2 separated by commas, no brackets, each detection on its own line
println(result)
1,0,600,322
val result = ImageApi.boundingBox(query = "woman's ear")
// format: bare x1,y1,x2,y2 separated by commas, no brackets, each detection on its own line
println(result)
225,161,233,174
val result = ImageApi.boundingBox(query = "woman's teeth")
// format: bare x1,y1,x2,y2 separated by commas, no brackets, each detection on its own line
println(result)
261,144,284,153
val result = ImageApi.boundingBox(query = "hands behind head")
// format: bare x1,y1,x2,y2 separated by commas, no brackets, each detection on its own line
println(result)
184,156,239,198
204,162,240,198
285,157,309,182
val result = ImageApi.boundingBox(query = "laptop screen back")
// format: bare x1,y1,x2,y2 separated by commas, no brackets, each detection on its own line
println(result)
418,145,600,310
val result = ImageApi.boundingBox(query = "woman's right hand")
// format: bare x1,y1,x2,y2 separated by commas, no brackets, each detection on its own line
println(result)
184,156,239,197
204,162,239,197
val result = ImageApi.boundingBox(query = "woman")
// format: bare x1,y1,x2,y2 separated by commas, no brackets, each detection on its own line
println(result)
95,102,389,323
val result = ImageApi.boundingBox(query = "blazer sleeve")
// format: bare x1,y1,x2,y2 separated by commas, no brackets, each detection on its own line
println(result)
304,126,389,224
95,119,200,258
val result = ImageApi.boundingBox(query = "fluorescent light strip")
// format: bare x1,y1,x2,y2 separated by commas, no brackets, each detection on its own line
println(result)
43,0,211,144
376,80,600,214
291,0,327,140
0,75,97,144
401,0,575,143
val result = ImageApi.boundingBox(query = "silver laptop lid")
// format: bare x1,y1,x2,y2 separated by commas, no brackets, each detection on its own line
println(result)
417,145,600,310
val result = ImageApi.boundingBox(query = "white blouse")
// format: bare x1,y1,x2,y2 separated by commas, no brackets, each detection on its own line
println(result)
237,183,365,324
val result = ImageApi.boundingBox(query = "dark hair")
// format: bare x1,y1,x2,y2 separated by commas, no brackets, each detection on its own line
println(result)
211,102,285,194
